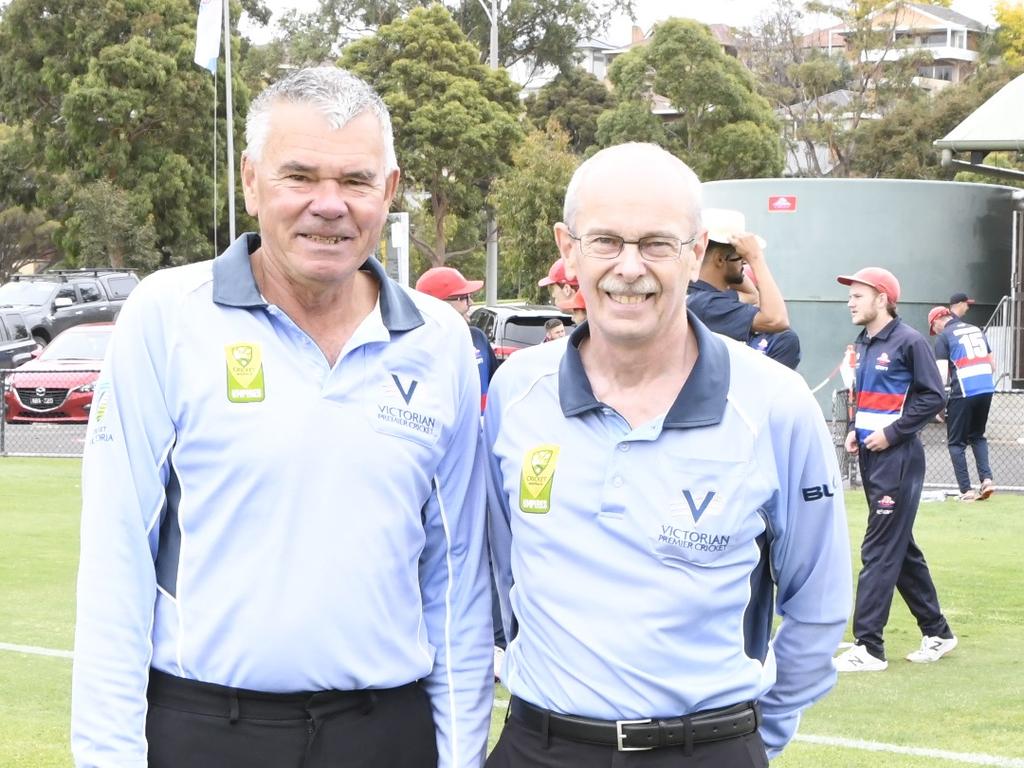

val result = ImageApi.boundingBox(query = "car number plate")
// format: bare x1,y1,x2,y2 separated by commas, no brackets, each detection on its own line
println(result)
29,396,55,406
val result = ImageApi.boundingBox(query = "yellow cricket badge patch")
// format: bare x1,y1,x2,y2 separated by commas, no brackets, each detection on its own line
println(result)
225,343,265,403
519,444,560,514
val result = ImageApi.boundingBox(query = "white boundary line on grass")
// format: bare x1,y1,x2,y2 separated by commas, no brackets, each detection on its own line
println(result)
795,734,1024,767
5,656,1022,767
0,642,73,659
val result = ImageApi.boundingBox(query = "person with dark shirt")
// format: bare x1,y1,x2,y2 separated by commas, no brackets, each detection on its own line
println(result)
687,208,800,369
834,267,956,673
928,306,996,502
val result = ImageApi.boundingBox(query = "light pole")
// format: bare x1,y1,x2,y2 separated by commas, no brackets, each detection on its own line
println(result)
478,0,499,305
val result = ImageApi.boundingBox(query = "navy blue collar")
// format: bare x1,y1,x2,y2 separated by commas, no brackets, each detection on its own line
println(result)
558,311,730,429
211,233,423,332
687,279,718,294
859,315,901,343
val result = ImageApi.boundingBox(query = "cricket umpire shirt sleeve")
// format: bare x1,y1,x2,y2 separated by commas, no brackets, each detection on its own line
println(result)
882,328,946,446
72,270,179,767
417,324,493,768
759,379,852,758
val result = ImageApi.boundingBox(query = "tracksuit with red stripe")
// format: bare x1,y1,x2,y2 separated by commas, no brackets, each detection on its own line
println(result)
934,318,995,494
849,316,952,660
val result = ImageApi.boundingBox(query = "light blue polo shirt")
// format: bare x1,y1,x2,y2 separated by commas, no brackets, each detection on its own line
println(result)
484,316,851,759
72,234,492,768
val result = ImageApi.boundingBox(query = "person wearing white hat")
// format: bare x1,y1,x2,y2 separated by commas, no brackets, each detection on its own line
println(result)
687,208,801,369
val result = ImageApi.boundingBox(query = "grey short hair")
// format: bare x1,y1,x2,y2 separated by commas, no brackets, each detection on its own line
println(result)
244,66,397,173
562,143,702,232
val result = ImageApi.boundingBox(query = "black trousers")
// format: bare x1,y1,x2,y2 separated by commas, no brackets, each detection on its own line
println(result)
946,394,993,492
854,438,951,658
486,708,768,768
146,670,437,768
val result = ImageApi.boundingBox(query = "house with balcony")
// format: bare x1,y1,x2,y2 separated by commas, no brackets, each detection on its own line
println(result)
843,3,990,93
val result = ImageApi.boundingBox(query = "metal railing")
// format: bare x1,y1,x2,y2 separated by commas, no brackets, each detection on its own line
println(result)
984,294,1024,390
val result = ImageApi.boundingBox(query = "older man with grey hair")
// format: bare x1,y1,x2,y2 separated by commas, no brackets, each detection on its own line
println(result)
71,66,492,768
485,142,850,766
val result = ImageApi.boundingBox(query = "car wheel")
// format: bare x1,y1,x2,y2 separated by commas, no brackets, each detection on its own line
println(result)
33,334,48,349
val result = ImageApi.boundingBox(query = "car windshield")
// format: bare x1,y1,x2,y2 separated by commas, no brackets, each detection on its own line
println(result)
0,281,56,306
40,329,112,361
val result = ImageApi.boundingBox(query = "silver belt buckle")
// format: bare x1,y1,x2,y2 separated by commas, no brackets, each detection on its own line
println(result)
615,718,653,751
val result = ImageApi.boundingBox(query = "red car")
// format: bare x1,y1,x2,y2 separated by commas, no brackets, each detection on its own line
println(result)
3,323,113,424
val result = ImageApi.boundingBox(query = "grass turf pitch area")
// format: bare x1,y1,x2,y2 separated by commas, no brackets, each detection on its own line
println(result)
2,457,1022,767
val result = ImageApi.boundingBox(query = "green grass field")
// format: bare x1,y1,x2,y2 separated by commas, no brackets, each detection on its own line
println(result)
2,457,1023,767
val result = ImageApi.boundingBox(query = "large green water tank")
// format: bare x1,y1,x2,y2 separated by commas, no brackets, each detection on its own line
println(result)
701,178,1021,410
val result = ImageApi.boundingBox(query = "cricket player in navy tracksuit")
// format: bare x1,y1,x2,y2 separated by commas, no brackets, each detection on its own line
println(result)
928,305,996,501
834,267,958,673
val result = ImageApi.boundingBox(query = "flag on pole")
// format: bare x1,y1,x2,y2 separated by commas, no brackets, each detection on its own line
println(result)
194,0,223,74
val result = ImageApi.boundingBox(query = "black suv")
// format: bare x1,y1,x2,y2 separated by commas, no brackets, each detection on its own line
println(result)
0,309,35,369
469,304,573,360
0,268,139,346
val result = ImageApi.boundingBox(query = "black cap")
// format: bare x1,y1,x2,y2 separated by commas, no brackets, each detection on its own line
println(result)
949,292,974,306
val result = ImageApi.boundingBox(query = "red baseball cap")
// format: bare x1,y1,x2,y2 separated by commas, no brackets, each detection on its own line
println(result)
837,267,901,305
415,267,483,299
537,259,579,288
927,306,952,334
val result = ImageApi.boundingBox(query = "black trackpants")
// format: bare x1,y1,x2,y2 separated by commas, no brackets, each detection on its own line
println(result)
946,393,993,493
854,438,951,659
145,670,437,768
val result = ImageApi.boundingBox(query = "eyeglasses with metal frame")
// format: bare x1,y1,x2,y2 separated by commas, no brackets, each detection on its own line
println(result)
445,294,472,304
567,231,698,262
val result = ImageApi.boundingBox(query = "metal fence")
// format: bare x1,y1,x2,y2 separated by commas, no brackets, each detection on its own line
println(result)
3,370,1024,494
1,368,94,457
830,388,1024,492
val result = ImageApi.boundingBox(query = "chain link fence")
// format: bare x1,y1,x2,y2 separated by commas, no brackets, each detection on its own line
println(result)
830,388,1024,492
4,370,1024,493
1,368,94,457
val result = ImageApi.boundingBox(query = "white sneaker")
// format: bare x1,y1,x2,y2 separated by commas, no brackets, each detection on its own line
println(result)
834,644,888,672
906,635,958,663
493,646,505,681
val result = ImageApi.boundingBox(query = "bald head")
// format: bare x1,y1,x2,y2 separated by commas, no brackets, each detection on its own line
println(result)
562,143,703,232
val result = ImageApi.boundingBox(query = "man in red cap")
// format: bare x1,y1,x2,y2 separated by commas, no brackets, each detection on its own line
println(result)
928,305,996,502
415,267,497,409
537,258,578,311
834,267,956,673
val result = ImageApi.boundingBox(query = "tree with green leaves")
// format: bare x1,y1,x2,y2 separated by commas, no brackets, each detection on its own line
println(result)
0,0,250,270
524,68,616,154
601,18,782,180
270,0,630,72
489,122,577,300
60,180,162,272
851,63,1023,180
341,4,522,267
0,206,59,282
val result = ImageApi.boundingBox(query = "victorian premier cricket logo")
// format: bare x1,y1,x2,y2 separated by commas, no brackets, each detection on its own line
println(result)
520,444,560,514
225,343,265,403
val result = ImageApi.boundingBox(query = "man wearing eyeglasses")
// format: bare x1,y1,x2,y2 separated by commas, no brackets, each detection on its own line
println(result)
484,142,850,767
687,208,801,369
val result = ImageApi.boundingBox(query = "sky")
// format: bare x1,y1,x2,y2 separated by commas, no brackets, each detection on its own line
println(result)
240,0,1004,45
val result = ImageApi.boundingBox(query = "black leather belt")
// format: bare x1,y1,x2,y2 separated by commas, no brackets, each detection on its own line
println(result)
509,696,760,752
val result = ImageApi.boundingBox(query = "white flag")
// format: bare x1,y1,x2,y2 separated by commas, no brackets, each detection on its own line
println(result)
194,0,223,74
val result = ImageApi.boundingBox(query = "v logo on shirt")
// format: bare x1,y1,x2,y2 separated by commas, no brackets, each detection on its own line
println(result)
682,490,716,524
392,374,419,405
